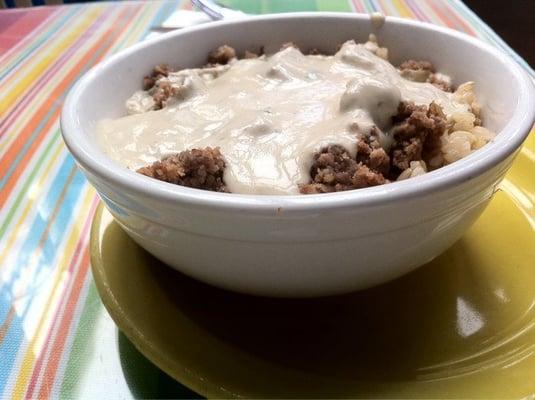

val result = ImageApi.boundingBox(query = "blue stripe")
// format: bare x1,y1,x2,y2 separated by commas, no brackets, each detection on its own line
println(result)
0,5,128,192
30,168,86,292
0,6,82,81
140,0,182,40
0,156,75,294
0,3,182,391
0,302,23,393
1,99,63,190
0,159,86,393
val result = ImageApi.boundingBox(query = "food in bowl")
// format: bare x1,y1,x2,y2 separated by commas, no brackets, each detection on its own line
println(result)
97,35,495,195
62,13,534,296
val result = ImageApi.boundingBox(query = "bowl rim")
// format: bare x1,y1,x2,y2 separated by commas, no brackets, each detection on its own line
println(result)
61,12,535,213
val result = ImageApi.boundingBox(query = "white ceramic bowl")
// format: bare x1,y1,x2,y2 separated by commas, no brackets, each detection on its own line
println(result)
61,13,534,297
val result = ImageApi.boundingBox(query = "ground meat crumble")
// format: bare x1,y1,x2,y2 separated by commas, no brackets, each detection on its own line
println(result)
142,64,179,110
400,59,434,74
299,100,447,194
390,101,447,172
143,64,172,91
427,74,453,92
207,44,236,65
135,45,455,194
299,145,388,194
399,59,453,92
137,147,227,192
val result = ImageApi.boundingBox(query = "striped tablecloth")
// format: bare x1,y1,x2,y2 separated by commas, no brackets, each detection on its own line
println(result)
0,1,533,398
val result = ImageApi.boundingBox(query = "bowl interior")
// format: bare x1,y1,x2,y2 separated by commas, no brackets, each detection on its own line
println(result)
63,13,533,208
75,15,522,132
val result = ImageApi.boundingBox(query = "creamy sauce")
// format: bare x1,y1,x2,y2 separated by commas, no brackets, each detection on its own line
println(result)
370,12,385,29
97,40,469,195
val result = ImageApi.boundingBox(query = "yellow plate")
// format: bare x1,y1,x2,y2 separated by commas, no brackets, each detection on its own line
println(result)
91,134,535,398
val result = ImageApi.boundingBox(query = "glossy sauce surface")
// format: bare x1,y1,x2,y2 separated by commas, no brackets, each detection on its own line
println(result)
98,41,468,194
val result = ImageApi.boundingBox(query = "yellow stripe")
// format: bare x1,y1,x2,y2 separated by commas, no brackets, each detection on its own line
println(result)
0,139,64,268
0,3,154,276
0,3,154,155
0,7,104,115
0,3,149,155
0,8,111,155
11,188,95,400
106,3,152,53
376,0,393,15
0,5,103,96
8,6,158,396
0,4,153,253
392,0,413,18
1,2,156,154
0,5,145,221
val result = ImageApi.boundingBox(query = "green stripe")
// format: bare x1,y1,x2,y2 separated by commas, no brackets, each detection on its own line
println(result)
268,0,317,12
59,3,183,394
219,0,263,14
215,0,351,13
59,281,102,399
53,1,531,399
0,3,143,243
316,0,352,11
1,6,82,80
0,5,137,243
0,131,61,240
221,0,350,13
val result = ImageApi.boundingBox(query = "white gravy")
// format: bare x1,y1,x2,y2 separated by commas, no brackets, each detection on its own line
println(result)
97,40,468,195
370,12,385,29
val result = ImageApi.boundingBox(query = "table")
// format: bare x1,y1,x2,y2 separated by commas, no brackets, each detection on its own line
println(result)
0,1,533,398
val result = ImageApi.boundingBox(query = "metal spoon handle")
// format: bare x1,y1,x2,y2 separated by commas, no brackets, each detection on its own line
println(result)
191,0,247,20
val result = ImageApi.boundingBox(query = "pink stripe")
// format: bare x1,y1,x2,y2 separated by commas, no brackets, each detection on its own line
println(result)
404,0,430,22
0,6,115,136
436,0,477,35
23,197,99,400
352,0,365,13
0,9,63,64
0,8,57,52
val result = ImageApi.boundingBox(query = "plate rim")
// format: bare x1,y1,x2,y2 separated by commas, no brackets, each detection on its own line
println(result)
90,204,231,398
90,150,535,398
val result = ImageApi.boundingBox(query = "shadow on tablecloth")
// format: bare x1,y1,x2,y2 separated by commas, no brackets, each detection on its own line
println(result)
118,331,202,399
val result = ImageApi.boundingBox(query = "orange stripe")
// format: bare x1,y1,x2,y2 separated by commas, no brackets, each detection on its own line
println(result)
0,7,103,118
0,7,106,154
435,0,476,35
426,0,458,29
0,6,132,209
21,194,97,399
0,166,76,352
0,306,16,344
37,245,91,399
